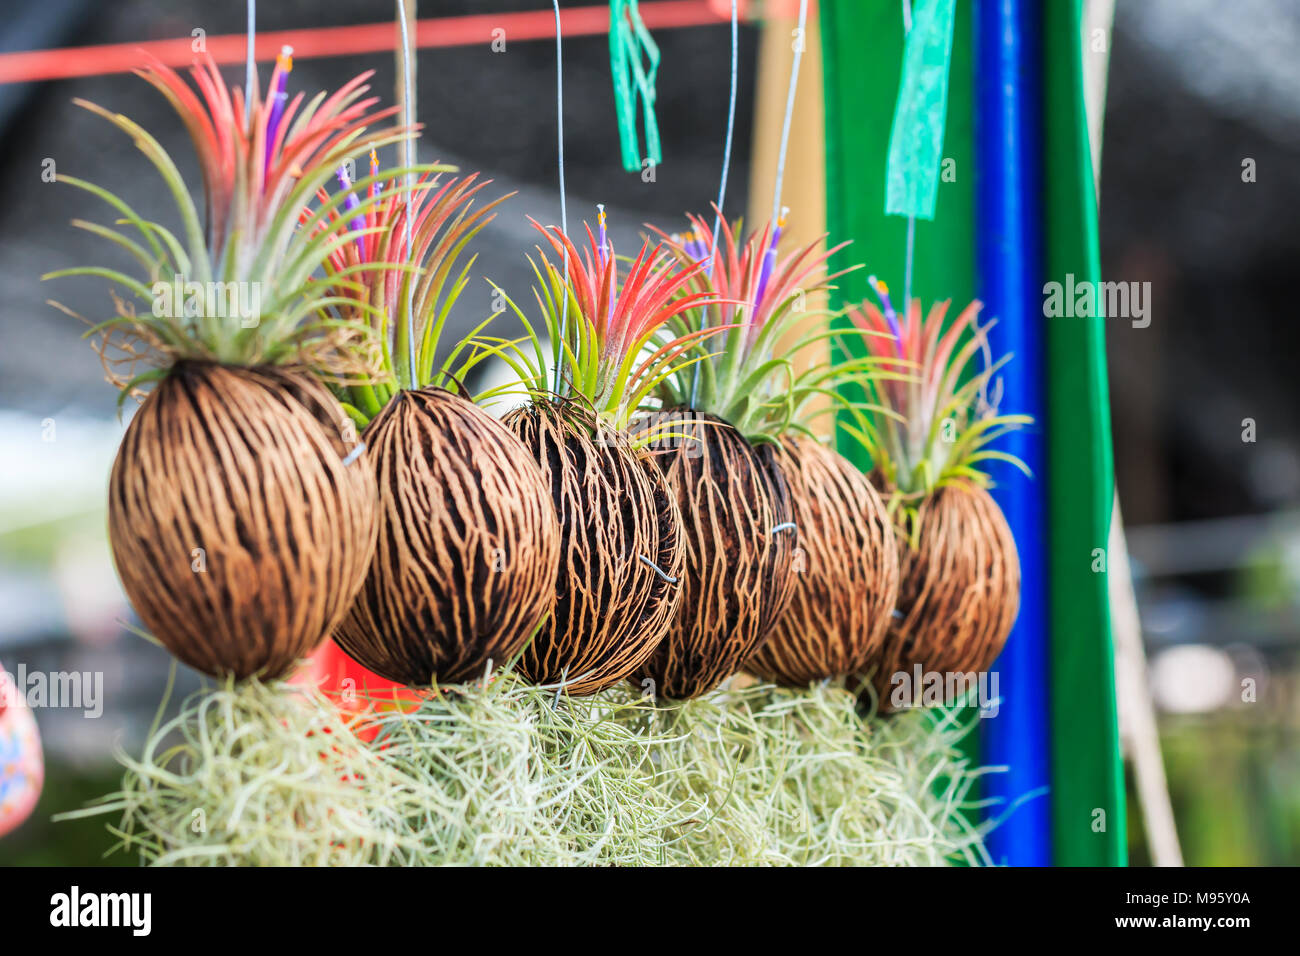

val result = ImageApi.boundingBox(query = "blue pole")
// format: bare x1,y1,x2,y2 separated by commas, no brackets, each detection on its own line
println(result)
974,0,1051,866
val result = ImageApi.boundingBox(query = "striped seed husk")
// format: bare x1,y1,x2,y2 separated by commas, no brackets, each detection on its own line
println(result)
334,387,561,686
745,437,900,686
629,408,796,699
503,401,685,696
865,481,1020,710
107,361,378,679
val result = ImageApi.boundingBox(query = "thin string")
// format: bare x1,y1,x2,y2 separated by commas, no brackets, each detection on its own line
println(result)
902,0,915,322
769,0,808,224
707,0,739,265
397,1,417,388
690,0,739,408
246,0,256,105
551,0,570,396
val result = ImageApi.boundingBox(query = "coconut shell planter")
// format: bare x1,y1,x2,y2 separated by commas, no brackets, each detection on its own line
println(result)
504,400,684,695
109,362,378,679
745,436,899,687
48,43,1030,867
631,408,795,700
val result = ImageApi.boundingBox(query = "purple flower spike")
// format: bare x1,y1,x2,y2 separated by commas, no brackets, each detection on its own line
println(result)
336,165,368,260
869,274,904,356
752,207,787,312
597,204,610,266
263,46,293,181
683,228,704,264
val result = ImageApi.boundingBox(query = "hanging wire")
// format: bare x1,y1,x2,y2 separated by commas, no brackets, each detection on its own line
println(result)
245,0,256,106
397,0,417,388
755,0,810,370
706,0,739,265
769,0,809,224
551,0,570,396
689,0,739,408
637,554,678,584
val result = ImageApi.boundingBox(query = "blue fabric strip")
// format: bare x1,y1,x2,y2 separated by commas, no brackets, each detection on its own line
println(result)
974,0,1052,866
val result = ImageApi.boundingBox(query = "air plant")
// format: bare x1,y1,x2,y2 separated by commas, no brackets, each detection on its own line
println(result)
842,287,1029,705
308,160,562,688
483,215,719,695
651,209,856,439
43,51,417,678
641,211,899,693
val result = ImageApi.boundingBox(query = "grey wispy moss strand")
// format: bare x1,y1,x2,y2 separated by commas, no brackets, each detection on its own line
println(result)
64,672,993,866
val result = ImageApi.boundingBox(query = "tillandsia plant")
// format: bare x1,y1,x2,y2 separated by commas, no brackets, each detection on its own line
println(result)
842,285,1029,707
44,50,418,679
641,211,900,692
622,210,830,697
483,213,719,695
306,159,562,687
650,209,856,440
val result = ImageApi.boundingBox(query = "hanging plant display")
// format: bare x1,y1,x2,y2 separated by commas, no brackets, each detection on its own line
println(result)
645,212,900,689
485,217,716,694
20,0,1076,872
843,288,1029,707
46,52,410,678
314,163,563,687
626,212,836,696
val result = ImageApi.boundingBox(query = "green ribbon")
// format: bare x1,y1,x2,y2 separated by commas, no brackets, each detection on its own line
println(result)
884,0,957,220
610,0,662,173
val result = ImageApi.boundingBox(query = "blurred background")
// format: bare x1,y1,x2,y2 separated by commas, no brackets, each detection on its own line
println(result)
0,0,1296,865
1101,0,1300,865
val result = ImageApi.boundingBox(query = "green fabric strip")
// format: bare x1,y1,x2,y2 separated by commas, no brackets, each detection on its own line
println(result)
1042,0,1126,866
885,0,959,220
822,0,974,329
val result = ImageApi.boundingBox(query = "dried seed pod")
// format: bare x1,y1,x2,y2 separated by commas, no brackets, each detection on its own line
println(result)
866,481,1020,709
745,437,899,686
630,409,796,699
334,388,561,686
108,361,378,679
503,401,684,696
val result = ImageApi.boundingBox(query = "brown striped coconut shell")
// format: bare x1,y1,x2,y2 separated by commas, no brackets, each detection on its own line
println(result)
629,409,796,699
744,437,900,686
333,387,561,686
107,361,378,679
502,401,685,695
865,481,1020,710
